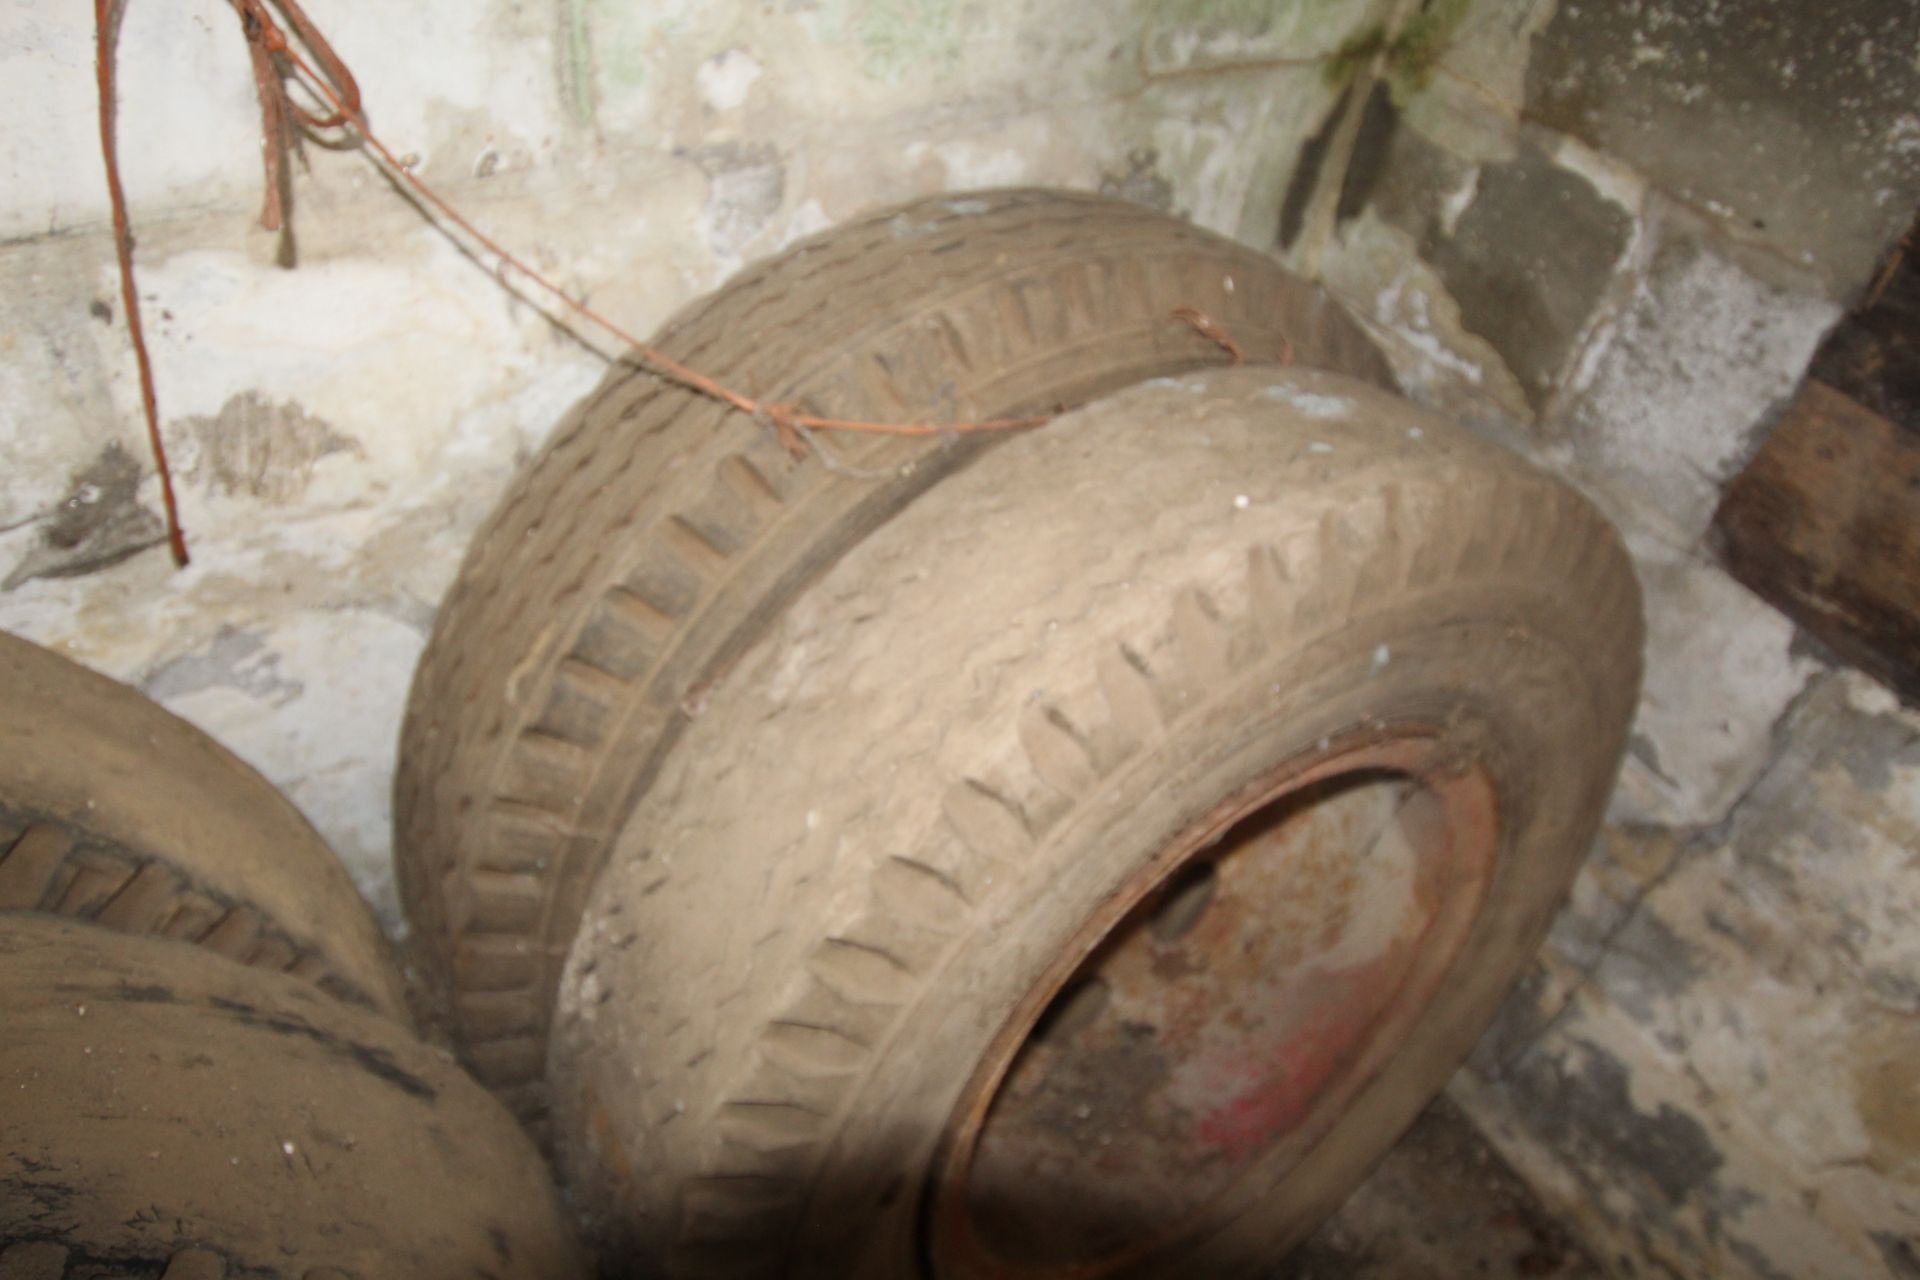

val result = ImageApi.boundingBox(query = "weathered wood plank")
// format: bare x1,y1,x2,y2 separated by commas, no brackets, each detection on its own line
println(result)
1812,216,1919,434
1714,378,1920,704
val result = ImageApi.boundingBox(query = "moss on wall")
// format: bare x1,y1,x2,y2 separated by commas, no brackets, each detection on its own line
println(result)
1324,0,1472,100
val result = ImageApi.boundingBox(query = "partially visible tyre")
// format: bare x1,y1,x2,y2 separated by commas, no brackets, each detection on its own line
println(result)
0,631,407,1022
0,914,584,1279
548,367,1643,1277
395,188,1397,1124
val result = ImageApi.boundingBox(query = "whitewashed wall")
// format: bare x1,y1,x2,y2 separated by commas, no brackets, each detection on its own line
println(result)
0,0,1390,921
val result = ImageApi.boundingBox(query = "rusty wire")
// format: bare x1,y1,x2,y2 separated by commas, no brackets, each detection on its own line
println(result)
233,0,362,243
97,2,1254,566
94,0,187,565
93,0,362,566
1170,305,1248,367
234,0,1055,449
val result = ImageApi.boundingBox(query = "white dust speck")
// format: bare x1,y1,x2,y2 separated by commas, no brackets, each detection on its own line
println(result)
1887,113,1920,158
1261,385,1355,418
696,49,762,112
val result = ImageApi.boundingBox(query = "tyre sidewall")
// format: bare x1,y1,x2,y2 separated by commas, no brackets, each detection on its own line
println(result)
799,597,1621,1279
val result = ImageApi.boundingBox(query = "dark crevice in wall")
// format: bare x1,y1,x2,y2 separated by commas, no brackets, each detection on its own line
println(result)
1276,85,1352,252
1334,82,1398,226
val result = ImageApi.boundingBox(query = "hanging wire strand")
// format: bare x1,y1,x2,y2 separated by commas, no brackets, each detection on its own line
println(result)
232,0,1052,442
98,2,1251,566
94,0,189,566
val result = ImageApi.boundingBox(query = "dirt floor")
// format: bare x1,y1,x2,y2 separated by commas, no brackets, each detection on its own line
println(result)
1281,1096,1600,1279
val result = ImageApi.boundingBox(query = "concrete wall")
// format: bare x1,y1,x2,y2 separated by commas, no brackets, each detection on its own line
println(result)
1283,2,1920,1276
2,1,1916,1276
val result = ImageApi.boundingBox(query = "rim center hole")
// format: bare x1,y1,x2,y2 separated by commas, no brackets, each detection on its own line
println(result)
1149,860,1218,943
1031,976,1110,1045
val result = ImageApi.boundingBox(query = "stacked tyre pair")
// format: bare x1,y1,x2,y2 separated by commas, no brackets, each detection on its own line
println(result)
396,190,1645,1277
0,632,582,1278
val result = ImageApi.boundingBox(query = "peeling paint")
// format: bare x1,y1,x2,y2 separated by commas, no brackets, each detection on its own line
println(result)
1098,148,1174,211
1505,1035,1726,1208
143,626,304,708
3,444,165,592
690,142,785,259
180,392,361,503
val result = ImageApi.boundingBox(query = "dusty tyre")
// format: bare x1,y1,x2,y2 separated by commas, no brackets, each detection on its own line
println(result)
394,188,1395,1122
548,367,1643,1277
0,914,584,1279
0,630,408,1022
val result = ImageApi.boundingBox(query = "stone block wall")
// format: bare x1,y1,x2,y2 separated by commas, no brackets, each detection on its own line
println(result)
1274,1,1920,1275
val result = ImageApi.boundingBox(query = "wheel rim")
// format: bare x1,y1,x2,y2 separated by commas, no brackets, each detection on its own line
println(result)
928,729,1499,1276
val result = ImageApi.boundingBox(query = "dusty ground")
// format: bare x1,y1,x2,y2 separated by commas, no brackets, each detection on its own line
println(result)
1283,1096,1601,1279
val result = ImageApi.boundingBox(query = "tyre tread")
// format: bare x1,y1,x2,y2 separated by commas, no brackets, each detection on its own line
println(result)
665,457,1640,1268
397,189,1399,1115
0,812,386,1013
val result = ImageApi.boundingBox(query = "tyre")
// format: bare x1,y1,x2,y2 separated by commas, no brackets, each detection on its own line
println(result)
0,914,584,1279
394,188,1396,1123
547,367,1643,1277
0,631,407,1022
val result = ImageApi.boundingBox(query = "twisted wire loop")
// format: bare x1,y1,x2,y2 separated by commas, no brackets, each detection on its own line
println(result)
95,3,1249,564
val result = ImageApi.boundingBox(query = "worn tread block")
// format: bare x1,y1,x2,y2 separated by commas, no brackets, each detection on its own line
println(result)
395,188,1398,1123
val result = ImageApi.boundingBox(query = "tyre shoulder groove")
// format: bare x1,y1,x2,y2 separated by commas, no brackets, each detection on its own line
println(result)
667,455,1639,1269
0,809,388,1014
397,189,1399,1116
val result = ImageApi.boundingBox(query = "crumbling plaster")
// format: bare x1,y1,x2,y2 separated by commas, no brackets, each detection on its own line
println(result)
0,0,1389,920
1,2,1917,1277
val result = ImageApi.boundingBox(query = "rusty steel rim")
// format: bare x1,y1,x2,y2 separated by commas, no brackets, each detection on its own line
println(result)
926,728,1499,1277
